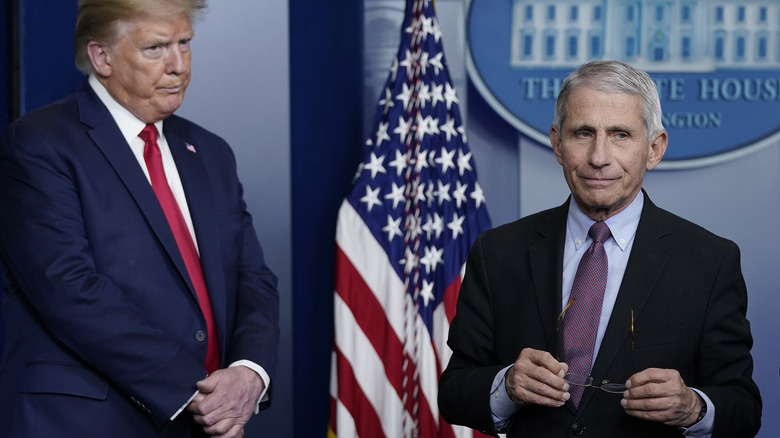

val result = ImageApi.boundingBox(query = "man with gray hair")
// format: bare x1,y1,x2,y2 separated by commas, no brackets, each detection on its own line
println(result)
439,60,761,437
0,1,279,437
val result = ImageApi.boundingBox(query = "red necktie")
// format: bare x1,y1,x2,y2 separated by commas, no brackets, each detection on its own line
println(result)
562,221,611,406
139,124,220,374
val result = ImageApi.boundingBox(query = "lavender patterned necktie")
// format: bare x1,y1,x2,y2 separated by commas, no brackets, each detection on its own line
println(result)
562,221,611,407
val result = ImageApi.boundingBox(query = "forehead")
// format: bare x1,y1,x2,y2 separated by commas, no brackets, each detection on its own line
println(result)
563,86,644,128
116,13,193,44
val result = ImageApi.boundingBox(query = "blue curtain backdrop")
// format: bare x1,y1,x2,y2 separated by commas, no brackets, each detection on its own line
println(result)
15,0,81,114
289,1,363,436
1,0,12,127
0,0,8,358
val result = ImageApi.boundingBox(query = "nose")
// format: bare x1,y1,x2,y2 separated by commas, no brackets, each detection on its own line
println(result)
588,132,611,167
166,45,189,74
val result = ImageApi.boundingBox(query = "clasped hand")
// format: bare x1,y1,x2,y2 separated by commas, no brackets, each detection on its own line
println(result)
187,366,265,438
505,348,702,427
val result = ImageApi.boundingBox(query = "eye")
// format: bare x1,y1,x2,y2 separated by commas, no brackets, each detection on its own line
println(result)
144,45,164,57
179,39,192,50
574,130,592,139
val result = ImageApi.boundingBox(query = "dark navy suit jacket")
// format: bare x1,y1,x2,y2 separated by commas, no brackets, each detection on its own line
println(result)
0,80,280,437
439,195,761,438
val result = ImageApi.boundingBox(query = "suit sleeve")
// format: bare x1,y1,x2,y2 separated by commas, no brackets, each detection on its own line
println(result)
698,242,761,438
0,119,207,425
439,235,505,435
221,152,280,389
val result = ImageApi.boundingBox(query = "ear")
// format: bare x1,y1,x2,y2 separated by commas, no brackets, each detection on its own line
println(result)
87,41,112,78
550,125,564,165
646,130,668,170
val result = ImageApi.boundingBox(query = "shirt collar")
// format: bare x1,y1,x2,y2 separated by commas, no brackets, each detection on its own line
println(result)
88,75,164,145
567,191,644,251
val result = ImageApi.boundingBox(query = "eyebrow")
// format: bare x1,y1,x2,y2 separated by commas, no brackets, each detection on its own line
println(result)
567,124,634,133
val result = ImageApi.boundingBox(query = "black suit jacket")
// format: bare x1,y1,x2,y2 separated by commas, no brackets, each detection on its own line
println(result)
439,194,761,438
0,80,280,437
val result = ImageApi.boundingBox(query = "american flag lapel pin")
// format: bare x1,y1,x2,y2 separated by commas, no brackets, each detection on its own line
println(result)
185,143,197,154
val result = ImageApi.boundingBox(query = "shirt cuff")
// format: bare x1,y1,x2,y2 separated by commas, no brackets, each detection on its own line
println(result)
171,390,200,420
490,365,521,429
680,388,714,437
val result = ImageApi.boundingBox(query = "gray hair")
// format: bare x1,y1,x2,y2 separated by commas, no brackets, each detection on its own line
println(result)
74,0,207,74
553,60,664,142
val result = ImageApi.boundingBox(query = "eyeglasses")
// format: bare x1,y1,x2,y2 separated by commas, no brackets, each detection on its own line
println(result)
564,373,626,393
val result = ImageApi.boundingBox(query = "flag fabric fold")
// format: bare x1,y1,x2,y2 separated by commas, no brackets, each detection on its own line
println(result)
330,0,491,436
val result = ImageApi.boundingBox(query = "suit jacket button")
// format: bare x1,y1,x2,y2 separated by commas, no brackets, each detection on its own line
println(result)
571,423,585,435
194,330,207,342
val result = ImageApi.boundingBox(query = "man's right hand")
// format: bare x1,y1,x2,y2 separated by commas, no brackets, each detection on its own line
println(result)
505,348,570,407
188,366,264,438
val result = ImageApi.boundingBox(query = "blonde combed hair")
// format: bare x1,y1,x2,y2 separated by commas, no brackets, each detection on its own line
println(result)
74,0,207,74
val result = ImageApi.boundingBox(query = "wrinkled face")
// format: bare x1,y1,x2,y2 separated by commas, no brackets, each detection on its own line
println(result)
550,86,667,221
94,13,193,123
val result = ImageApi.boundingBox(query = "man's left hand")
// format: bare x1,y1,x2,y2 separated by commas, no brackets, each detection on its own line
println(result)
188,366,265,438
621,368,702,427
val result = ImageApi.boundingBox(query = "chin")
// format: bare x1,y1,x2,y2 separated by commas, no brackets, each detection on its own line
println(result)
158,101,184,116
580,194,616,209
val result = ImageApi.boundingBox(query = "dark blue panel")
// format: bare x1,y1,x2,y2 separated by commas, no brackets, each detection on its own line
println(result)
289,1,363,436
19,0,82,114
0,0,12,367
1,0,12,127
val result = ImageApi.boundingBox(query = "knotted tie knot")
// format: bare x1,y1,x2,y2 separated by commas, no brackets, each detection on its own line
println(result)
588,220,611,245
139,124,158,149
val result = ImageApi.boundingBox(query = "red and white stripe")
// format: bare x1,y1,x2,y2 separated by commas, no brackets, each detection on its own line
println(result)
329,201,483,438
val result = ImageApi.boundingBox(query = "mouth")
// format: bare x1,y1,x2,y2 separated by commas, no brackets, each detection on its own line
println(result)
580,175,617,187
159,84,185,94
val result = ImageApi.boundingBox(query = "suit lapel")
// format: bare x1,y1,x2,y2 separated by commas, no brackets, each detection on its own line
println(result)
581,197,672,409
529,202,569,359
164,124,228,349
77,82,192,293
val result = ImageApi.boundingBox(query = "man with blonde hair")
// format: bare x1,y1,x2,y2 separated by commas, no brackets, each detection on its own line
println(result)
0,1,279,437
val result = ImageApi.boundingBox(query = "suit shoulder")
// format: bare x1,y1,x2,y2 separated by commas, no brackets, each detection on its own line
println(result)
477,204,565,245
4,94,79,133
164,115,236,156
646,203,737,250
165,115,224,142
1,94,84,154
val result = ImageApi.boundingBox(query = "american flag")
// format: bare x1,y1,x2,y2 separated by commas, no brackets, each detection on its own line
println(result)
329,1,492,437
